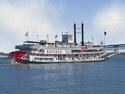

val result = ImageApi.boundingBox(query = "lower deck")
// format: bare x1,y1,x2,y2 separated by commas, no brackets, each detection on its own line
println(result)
20,53,107,64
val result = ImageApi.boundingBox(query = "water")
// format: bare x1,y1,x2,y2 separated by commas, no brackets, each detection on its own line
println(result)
0,55,125,94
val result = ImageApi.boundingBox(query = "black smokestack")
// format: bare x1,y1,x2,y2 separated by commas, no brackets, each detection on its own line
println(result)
74,23,76,43
81,22,84,46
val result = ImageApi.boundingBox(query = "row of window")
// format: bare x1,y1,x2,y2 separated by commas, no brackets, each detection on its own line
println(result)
34,57,53,60
72,49,103,53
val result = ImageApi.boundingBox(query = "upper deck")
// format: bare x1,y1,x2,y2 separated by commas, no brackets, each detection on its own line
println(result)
15,40,105,55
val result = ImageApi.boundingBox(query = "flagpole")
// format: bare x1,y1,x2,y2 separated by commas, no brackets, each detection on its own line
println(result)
104,31,107,45
27,37,28,41
55,35,58,42
27,32,29,41
25,31,29,41
91,36,94,45
47,34,49,42
37,34,39,41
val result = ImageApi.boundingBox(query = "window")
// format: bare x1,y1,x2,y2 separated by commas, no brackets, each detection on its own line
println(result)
72,50,82,53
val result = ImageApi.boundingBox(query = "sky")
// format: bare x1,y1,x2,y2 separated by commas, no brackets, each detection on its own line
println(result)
0,0,125,52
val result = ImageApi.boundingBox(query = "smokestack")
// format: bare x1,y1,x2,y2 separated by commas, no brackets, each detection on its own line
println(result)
74,23,76,43
81,22,84,46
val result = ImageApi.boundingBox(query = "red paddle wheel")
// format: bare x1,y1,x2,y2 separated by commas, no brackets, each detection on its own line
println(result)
9,51,27,63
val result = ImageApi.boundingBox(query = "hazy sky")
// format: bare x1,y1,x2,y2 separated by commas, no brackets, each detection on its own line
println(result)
0,0,125,52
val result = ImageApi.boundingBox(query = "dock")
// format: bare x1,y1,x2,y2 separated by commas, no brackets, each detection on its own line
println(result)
106,44,125,58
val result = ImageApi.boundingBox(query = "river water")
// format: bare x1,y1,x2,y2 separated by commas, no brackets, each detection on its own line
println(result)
0,55,125,94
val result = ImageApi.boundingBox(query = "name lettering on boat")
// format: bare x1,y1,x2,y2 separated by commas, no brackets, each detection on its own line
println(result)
45,50,65,54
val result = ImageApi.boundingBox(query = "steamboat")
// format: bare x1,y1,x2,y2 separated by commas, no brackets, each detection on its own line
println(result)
9,23,108,64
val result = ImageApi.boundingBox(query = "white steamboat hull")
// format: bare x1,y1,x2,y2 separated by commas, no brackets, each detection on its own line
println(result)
20,57,108,64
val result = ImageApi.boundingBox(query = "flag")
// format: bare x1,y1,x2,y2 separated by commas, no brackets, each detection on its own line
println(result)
104,31,107,36
55,35,58,38
25,32,28,37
